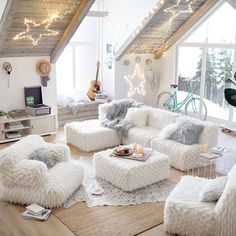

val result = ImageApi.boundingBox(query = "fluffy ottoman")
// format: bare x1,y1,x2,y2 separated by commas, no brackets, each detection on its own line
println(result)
65,120,121,152
94,149,169,191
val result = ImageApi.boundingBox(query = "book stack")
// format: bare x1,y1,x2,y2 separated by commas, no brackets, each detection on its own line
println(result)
200,152,220,159
5,131,22,139
22,203,51,221
7,121,24,130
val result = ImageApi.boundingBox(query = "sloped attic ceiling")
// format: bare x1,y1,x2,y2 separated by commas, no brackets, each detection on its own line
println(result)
0,0,95,62
116,0,220,60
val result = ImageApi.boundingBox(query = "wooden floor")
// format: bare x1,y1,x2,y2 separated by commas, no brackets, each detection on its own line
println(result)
0,128,235,236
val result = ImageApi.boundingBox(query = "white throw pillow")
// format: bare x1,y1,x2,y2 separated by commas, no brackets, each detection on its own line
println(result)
199,176,227,202
159,123,179,139
124,108,147,127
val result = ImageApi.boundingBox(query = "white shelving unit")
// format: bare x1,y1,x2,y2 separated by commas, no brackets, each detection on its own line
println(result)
0,114,56,144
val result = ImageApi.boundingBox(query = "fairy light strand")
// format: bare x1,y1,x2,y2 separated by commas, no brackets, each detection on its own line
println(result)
128,0,196,54
13,0,81,46
13,18,59,46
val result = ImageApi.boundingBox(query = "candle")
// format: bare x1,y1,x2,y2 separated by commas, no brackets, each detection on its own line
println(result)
203,143,209,152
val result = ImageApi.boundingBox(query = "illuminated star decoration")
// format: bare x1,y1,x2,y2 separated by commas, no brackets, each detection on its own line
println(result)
158,0,196,55
124,64,146,97
13,18,59,46
164,0,196,26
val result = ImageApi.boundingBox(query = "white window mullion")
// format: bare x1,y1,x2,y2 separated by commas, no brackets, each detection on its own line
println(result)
173,45,178,84
200,47,207,103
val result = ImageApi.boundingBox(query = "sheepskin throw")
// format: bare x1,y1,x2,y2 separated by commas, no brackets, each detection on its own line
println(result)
101,99,143,137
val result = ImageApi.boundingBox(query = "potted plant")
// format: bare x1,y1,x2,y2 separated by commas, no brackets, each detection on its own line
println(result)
0,110,8,119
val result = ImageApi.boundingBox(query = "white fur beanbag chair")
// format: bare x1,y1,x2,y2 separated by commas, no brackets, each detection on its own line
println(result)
0,135,83,208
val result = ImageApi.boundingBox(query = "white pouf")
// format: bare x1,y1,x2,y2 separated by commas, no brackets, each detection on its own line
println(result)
65,120,121,152
94,149,169,191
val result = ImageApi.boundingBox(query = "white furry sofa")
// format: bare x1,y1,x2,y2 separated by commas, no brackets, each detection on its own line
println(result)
164,164,236,236
101,103,218,171
0,135,83,208
65,101,218,171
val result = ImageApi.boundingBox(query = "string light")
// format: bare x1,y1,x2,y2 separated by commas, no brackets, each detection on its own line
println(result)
13,18,59,46
164,0,195,26
127,0,196,55
124,63,146,97
13,0,81,46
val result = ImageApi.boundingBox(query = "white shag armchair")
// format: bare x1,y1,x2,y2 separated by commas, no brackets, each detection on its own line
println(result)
164,164,236,236
0,135,83,208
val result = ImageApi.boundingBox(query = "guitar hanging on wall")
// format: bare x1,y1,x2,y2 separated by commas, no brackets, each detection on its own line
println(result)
87,61,101,100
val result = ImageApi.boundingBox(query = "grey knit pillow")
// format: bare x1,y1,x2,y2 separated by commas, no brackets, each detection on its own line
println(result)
170,122,203,145
29,147,59,169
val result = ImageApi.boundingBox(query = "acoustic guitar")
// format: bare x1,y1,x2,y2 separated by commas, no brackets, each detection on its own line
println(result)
87,61,101,100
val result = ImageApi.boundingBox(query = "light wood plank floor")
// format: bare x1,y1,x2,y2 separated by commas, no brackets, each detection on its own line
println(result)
0,128,235,236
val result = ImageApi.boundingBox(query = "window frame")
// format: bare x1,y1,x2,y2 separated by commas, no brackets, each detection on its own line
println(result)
175,1,236,124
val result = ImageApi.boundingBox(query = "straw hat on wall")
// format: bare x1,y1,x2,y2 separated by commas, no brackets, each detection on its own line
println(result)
36,59,51,76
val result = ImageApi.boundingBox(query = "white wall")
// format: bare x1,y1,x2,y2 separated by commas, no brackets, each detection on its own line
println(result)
156,46,177,95
115,54,158,106
0,56,57,114
101,0,158,99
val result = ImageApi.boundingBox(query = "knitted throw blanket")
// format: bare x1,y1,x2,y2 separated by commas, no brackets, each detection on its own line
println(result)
101,99,143,138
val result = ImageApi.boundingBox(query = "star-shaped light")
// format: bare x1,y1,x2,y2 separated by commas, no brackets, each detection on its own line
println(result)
124,64,146,97
13,18,59,46
164,0,196,25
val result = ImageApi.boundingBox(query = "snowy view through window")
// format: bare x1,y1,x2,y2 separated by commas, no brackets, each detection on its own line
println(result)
177,2,236,122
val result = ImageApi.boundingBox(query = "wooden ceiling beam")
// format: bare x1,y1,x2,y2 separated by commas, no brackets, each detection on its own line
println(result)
0,0,19,55
154,0,221,59
50,0,95,63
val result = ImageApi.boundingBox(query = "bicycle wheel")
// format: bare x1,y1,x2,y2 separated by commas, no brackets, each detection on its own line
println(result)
185,98,207,121
157,91,174,110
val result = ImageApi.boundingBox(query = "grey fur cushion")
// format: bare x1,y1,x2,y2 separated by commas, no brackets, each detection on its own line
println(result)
29,147,59,169
170,122,203,145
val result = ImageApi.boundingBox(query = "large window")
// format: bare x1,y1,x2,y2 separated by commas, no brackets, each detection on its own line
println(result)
177,2,236,122
56,14,99,98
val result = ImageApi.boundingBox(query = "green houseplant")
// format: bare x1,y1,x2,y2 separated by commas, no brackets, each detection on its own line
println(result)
0,110,8,119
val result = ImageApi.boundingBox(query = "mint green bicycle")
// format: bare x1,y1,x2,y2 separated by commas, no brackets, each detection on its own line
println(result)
157,84,207,120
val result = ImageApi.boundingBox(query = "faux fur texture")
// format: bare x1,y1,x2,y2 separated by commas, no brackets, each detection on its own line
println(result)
0,153,48,187
0,135,83,208
159,123,179,139
101,99,143,137
170,122,203,145
176,116,218,147
124,108,148,127
47,143,71,162
29,144,71,168
199,176,228,202
29,148,59,169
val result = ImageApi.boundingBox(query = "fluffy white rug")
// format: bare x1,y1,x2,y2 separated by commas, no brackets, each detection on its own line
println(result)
64,157,176,208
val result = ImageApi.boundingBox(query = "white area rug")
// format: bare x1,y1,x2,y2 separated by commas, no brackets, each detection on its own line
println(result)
64,157,176,208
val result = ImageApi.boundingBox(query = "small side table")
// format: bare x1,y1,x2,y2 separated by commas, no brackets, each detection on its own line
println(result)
198,152,220,179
